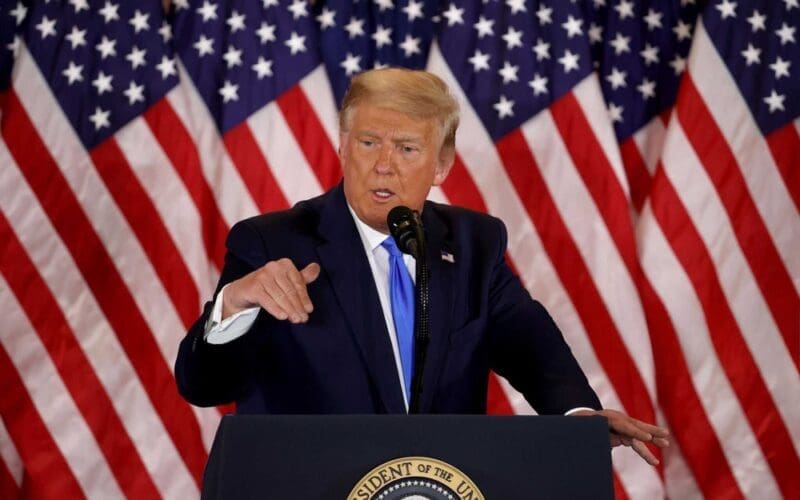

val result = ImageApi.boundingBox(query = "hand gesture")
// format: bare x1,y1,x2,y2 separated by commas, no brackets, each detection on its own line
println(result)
222,258,321,324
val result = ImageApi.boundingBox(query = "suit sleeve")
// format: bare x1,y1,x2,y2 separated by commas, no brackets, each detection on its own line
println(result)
485,218,602,415
174,219,274,407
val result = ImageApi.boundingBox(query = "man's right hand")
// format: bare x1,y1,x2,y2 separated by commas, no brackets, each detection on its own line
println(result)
222,259,321,323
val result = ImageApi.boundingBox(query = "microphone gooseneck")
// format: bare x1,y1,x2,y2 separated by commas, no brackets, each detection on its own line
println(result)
386,206,429,414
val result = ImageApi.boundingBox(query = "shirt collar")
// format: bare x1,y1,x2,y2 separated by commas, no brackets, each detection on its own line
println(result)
346,202,390,252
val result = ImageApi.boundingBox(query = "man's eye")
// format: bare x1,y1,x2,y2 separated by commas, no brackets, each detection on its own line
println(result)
361,140,374,147
402,146,417,154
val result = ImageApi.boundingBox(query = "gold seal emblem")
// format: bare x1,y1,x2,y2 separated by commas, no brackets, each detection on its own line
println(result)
348,456,483,500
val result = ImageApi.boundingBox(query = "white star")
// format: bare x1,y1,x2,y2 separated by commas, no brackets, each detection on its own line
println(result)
197,1,218,22
340,52,361,75
89,107,111,130
6,37,20,58
65,26,87,49
159,21,172,42
126,46,146,69
173,0,189,10
252,56,273,79
764,90,785,112
468,49,490,72
227,10,246,32
129,10,149,33
637,78,656,99
608,102,624,122
399,35,421,57
156,55,177,79
10,2,27,25
536,5,552,25
123,81,145,105
640,43,660,65
606,67,627,89
506,0,526,14
593,0,606,6
609,32,630,55
644,8,663,30
219,80,239,103
670,54,687,75
99,1,119,22
92,71,113,95
95,36,117,59
673,20,692,41
62,61,83,85
562,15,583,38
741,43,761,65
498,61,519,83
588,23,603,44
716,0,737,19
69,0,89,13
769,56,791,79
532,38,550,60
256,22,276,44
194,35,214,56
474,16,495,38
376,0,394,11
747,10,766,32
316,7,336,30
288,0,308,19
284,31,307,54
403,0,424,21
502,27,523,49
775,23,796,45
785,0,799,10
262,0,279,8
442,4,464,26
35,16,57,39
615,0,634,19
493,95,514,118
528,73,548,96
344,17,365,38
558,49,580,73
372,25,392,48
222,45,242,68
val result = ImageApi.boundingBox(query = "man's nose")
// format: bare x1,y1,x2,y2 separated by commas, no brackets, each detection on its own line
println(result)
374,144,394,174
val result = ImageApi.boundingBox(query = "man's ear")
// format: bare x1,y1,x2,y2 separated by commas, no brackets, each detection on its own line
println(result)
433,147,455,186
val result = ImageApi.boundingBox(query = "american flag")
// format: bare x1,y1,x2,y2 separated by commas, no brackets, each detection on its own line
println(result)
0,0,797,499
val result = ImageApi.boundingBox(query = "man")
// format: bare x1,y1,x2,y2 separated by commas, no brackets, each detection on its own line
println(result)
176,68,668,465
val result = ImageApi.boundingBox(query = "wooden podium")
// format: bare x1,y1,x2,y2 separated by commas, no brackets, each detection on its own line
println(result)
202,415,613,499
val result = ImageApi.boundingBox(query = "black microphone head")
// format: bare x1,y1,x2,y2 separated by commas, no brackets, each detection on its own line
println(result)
387,206,422,257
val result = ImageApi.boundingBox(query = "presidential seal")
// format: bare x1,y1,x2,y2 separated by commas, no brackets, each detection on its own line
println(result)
347,457,483,500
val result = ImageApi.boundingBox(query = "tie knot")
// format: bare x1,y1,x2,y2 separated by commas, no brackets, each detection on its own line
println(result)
381,236,403,257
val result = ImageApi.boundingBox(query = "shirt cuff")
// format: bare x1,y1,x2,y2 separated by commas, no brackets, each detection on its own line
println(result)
564,407,596,416
204,284,260,344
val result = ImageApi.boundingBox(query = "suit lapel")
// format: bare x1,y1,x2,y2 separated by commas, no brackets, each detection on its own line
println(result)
418,206,455,413
315,186,406,413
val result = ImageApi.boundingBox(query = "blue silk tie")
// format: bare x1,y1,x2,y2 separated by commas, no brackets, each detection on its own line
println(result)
381,236,415,405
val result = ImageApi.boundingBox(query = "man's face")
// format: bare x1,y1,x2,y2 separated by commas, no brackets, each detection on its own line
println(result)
340,104,453,233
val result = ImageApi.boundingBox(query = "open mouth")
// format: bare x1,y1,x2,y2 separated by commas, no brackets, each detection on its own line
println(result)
371,189,395,200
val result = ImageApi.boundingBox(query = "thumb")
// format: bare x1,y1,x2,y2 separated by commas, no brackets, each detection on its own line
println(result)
301,262,321,284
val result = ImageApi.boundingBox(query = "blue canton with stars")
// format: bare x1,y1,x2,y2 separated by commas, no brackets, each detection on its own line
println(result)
21,0,178,149
316,0,439,105
171,0,320,134
1,1,32,92
704,0,799,135
438,1,594,141
585,0,703,142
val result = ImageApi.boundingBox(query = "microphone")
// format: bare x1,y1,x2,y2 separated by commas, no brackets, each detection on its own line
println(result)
387,206,425,259
386,205,429,414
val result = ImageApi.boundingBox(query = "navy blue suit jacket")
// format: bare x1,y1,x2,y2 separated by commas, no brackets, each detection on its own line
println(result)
175,184,600,414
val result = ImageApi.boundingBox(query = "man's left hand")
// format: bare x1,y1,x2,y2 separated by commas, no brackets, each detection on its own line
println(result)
572,409,670,466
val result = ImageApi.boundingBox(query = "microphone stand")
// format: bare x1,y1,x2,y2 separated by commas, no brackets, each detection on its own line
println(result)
409,221,429,414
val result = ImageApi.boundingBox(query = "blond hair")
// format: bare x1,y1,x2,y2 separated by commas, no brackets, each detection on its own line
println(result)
338,68,460,153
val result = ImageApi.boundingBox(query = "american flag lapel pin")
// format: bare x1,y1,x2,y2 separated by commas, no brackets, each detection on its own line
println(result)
441,251,455,263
